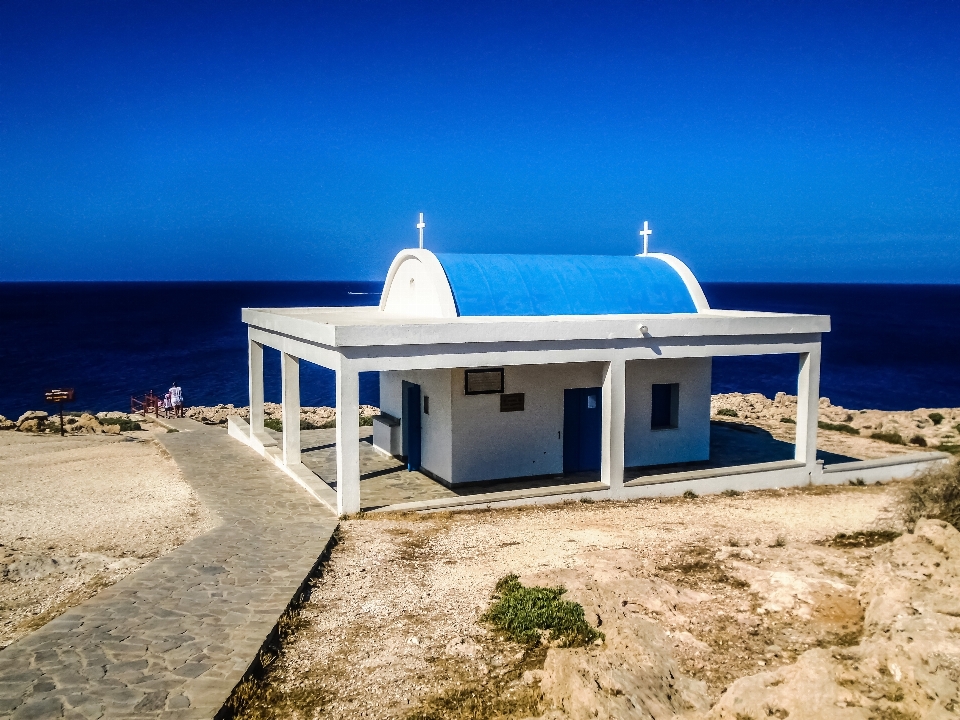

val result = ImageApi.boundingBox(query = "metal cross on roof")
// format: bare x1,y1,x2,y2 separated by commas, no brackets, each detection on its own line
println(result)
639,220,652,255
417,212,425,249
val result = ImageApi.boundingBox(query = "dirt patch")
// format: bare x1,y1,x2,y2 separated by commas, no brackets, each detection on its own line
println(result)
225,483,911,719
0,430,214,648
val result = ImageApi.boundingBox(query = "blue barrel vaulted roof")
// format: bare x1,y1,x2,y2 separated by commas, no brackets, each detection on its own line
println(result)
434,253,701,316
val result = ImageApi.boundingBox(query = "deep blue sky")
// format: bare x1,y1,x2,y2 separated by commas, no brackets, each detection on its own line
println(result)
2,1,959,282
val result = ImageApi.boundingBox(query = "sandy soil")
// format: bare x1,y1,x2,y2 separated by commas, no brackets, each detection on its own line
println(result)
0,429,214,648
229,482,911,720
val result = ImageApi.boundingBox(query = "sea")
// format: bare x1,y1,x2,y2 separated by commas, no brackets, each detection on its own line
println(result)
2,282,959,420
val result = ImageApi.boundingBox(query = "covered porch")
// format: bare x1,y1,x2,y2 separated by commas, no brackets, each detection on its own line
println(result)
229,306,833,515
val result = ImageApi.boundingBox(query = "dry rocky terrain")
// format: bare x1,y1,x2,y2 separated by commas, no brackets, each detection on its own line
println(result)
227,479,960,720
0,428,214,648
183,403,381,427
712,392,960,459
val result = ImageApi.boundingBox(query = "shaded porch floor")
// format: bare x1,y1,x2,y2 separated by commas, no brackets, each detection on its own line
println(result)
287,421,859,511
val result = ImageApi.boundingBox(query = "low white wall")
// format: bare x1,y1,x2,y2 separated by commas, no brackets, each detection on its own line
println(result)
821,452,950,485
624,357,711,467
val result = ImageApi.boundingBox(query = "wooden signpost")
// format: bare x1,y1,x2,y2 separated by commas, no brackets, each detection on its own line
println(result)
45,388,75,436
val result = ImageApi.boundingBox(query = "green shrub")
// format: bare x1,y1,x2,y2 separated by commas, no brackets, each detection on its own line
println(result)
263,418,283,432
716,408,738,417
683,489,698,499
910,435,928,447
360,414,374,427
721,488,742,497
937,443,960,456
819,421,860,435
482,574,603,647
780,417,796,424
871,431,905,445
895,461,960,531
929,412,944,426
100,417,142,432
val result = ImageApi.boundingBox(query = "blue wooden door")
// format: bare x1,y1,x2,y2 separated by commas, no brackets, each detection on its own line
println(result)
402,381,422,471
563,387,602,473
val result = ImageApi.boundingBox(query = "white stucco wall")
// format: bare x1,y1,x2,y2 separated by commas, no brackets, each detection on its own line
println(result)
378,369,454,482
624,357,712,467
383,357,712,485
450,363,606,484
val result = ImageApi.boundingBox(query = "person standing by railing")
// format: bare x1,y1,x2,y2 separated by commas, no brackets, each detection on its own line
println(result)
170,381,184,418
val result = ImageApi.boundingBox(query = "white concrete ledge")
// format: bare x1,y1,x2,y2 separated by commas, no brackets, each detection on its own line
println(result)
624,459,805,487
227,416,338,513
372,482,609,513
820,451,951,485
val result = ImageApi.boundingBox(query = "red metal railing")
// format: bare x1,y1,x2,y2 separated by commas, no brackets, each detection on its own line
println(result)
131,391,162,416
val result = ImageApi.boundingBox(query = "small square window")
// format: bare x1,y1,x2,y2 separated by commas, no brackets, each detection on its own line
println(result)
651,383,679,429
423,396,430,414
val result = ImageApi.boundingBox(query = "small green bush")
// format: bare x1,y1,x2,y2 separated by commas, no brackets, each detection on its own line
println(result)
482,574,603,647
910,435,928,447
721,488,742,497
682,489,698,499
780,417,796,424
716,408,738,417
871,431,905,445
360,414,374,427
929,412,944,426
819,421,860,435
100,417,142,432
937,443,960,456
264,418,283,432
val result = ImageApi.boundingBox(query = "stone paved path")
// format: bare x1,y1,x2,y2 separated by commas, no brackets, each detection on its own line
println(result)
0,425,338,719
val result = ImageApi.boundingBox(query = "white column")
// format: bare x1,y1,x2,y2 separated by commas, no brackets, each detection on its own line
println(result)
248,336,264,437
281,352,301,467
336,363,361,516
600,358,626,495
795,345,821,465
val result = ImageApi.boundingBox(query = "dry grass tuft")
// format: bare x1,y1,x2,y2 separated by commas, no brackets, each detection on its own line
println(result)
895,461,960,531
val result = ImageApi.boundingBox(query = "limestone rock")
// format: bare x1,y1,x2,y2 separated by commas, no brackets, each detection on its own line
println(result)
17,419,42,433
102,423,121,435
182,403,381,427
707,519,960,719
72,413,103,434
710,392,960,448
535,565,710,720
16,411,48,427
0,415,15,430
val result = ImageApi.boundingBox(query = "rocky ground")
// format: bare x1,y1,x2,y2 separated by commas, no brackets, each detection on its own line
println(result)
0,427,214,648
712,392,960,458
226,479,960,720
182,403,381,428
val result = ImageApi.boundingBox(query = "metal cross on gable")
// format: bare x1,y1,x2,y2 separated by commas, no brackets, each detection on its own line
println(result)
639,220,652,255
417,213,425,249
